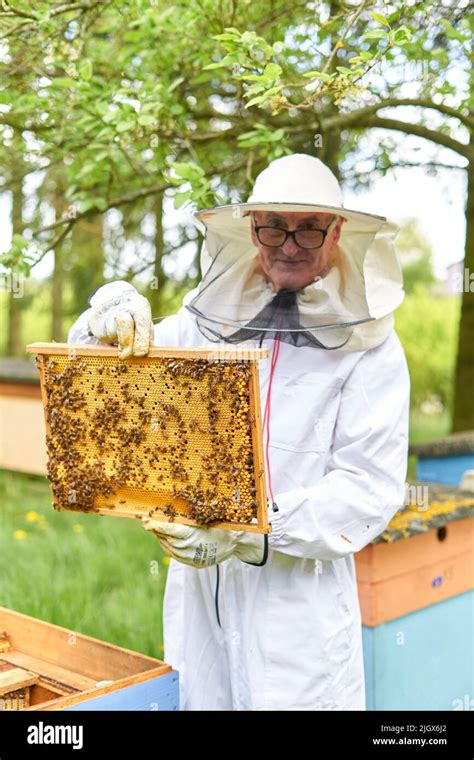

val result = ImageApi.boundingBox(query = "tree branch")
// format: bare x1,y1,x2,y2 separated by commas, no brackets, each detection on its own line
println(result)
348,115,471,159
326,97,474,130
35,157,250,237
344,159,467,180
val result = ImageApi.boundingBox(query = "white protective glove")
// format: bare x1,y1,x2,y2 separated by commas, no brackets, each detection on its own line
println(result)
141,517,267,569
87,281,154,359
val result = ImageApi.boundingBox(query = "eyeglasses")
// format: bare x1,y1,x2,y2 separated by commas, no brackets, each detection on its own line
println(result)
253,218,336,250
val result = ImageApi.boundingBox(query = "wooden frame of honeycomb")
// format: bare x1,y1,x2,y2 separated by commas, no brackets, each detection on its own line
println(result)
26,342,271,534
0,662,37,710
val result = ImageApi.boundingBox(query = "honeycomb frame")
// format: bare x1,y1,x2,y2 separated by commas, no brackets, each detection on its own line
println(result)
27,342,270,534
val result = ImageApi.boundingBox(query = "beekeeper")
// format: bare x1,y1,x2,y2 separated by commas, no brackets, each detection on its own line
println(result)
68,153,410,711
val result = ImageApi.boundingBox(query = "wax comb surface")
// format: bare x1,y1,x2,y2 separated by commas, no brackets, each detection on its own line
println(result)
26,343,270,534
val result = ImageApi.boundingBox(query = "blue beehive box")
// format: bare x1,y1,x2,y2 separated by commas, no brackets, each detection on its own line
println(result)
410,430,474,487
356,431,474,711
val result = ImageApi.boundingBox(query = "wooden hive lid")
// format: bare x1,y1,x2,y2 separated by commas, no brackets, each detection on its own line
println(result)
409,431,474,458
0,666,39,696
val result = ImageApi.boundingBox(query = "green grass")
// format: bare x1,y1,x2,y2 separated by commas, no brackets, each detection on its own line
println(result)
407,409,451,479
409,408,452,443
0,469,168,659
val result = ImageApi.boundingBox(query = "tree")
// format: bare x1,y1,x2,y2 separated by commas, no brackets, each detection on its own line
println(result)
395,218,436,294
0,0,471,426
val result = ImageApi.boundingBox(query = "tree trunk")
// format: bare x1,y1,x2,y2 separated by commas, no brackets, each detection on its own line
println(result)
452,136,474,432
7,292,22,357
7,165,24,357
149,191,165,318
317,0,343,180
51,240,63,341
68,215,104,316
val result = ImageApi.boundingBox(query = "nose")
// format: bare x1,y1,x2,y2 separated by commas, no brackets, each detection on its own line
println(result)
281,234,300,256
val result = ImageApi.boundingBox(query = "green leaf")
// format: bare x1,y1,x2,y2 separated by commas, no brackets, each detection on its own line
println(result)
247,85,282,99
336,66,353,76
213,32,240,41
262,62,282,79
203,56,236,70
78,59,93,81
392,27,412,42
102,110,119,124
78,197,108,213
51,77,77,89
116,120,136,133
168,76,185,93
244,94,267,108
12,233,28,248
138,114,156,126
172,162,204,179
440,19,467,43
370,11,390,27
363,29,387,40
173,191,191,209
302,70,332,81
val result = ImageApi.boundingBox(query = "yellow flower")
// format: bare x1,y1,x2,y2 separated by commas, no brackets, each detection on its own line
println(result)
14,530,27,540
73,524,84,534
25,511,39,522
336,41,344,48
162,555,170,565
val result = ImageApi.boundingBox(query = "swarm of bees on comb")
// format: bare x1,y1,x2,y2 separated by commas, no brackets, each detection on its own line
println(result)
39,352,263,528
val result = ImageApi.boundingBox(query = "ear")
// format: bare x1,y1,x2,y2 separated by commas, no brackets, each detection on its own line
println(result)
332,217,344,245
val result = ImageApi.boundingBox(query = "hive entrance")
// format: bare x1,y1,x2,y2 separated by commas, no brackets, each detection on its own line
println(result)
27,344,270,533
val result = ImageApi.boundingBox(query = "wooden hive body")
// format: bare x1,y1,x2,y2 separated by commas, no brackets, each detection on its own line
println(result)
26,343,270,534
0,662,37,710
0,607,178,710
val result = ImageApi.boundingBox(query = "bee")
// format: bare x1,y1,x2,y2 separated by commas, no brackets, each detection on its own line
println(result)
163,503,177,522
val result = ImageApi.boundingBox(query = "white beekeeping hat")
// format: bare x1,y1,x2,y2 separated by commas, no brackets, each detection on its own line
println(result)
186,154,404,351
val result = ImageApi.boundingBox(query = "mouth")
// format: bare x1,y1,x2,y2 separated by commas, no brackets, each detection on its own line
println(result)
274,259,309,266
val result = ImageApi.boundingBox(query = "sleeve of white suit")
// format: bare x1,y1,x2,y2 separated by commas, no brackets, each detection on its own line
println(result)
67,308,100,345
268,330,410,561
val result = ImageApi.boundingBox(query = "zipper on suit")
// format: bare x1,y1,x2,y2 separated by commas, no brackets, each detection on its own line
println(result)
215,565,222,628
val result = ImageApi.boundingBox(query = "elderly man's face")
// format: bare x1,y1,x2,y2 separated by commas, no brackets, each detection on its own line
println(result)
250,210,344,292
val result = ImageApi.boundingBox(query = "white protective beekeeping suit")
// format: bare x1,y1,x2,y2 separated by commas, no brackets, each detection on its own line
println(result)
68,154,410,710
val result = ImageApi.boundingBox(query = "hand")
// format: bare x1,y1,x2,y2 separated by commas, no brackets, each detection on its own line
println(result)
141,517,267,569
87,281,153,359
